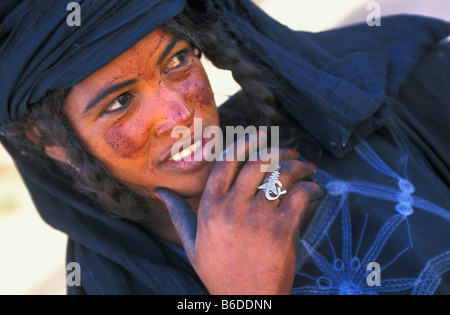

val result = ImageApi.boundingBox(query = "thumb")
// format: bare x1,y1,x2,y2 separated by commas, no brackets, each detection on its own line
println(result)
154,188,197,259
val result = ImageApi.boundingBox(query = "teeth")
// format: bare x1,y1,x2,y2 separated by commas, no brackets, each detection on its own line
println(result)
170,140,202,162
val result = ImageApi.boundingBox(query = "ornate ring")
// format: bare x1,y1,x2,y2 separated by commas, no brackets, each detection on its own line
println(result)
257,165,287,201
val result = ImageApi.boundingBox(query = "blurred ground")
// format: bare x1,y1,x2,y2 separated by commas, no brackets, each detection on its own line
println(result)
0,146,67,295
0,0,448,295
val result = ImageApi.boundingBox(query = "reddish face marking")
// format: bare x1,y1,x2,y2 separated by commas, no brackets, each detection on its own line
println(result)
179,74,215,111
63,28,219,199
104,126,143,159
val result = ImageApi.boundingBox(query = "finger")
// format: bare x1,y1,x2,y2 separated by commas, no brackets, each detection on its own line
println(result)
254,160,316,206
204,131,266,196
275,159,315,189
279,181,325,216
154,188,197,260
231,148,299,198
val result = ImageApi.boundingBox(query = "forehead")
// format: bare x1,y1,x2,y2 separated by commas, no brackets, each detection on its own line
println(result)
67,28,173,102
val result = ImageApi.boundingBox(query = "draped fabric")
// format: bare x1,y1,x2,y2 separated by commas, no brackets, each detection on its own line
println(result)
199,1,450,157
220,42,450,295
0,0,186,126
1,0,448,155
0,0,449,294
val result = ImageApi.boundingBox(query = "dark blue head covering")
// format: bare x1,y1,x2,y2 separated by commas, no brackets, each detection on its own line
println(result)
0,0,449,294
1,1,449,156
0,0,185,126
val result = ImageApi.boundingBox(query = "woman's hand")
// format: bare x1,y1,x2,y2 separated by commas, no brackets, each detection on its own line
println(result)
155,135,324,295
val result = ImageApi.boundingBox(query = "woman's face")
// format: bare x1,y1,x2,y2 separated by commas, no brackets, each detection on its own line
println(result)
63,28,219,199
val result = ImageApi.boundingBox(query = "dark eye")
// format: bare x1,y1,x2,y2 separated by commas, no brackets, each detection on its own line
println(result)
165,49,189,73
104,92,133,114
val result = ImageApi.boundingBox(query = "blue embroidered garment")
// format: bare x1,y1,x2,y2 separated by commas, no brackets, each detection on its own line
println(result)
0,0,449,294
221,42,450,295
295,124,450,294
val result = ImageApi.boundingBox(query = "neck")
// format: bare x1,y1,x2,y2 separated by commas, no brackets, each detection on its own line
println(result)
185,194,202,215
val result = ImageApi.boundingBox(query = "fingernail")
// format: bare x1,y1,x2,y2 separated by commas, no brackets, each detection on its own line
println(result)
154,192,164,203
308,161,317,175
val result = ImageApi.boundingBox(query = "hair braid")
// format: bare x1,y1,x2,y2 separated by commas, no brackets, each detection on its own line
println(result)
2,89,156,225
163,14,280,127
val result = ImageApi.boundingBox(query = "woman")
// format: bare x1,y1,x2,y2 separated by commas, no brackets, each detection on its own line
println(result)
1,0,449,294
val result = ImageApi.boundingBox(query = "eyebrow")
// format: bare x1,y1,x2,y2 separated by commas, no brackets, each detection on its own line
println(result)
83,78,138,115
83,38,182,115
156,37,182,66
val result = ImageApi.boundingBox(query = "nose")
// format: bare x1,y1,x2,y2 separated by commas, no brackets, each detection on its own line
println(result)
154,99,195,137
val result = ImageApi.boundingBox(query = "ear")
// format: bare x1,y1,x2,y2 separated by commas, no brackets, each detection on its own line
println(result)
44,141,69,165
25,125,69,165
25,126,40,144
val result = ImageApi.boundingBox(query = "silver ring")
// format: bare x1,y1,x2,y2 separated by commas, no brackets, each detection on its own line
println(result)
257,165,287,201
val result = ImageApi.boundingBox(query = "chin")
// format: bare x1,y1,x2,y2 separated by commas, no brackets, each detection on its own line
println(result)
172,179,208,199
171,168,212,198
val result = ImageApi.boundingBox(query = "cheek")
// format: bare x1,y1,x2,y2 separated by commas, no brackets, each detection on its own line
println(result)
193,84,214,110
104,120,149,159
181,67,215,110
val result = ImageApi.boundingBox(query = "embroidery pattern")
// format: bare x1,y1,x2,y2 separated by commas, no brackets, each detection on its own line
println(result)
292,136,450,295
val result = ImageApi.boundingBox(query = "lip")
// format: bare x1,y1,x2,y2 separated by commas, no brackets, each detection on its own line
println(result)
159,131,213,173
